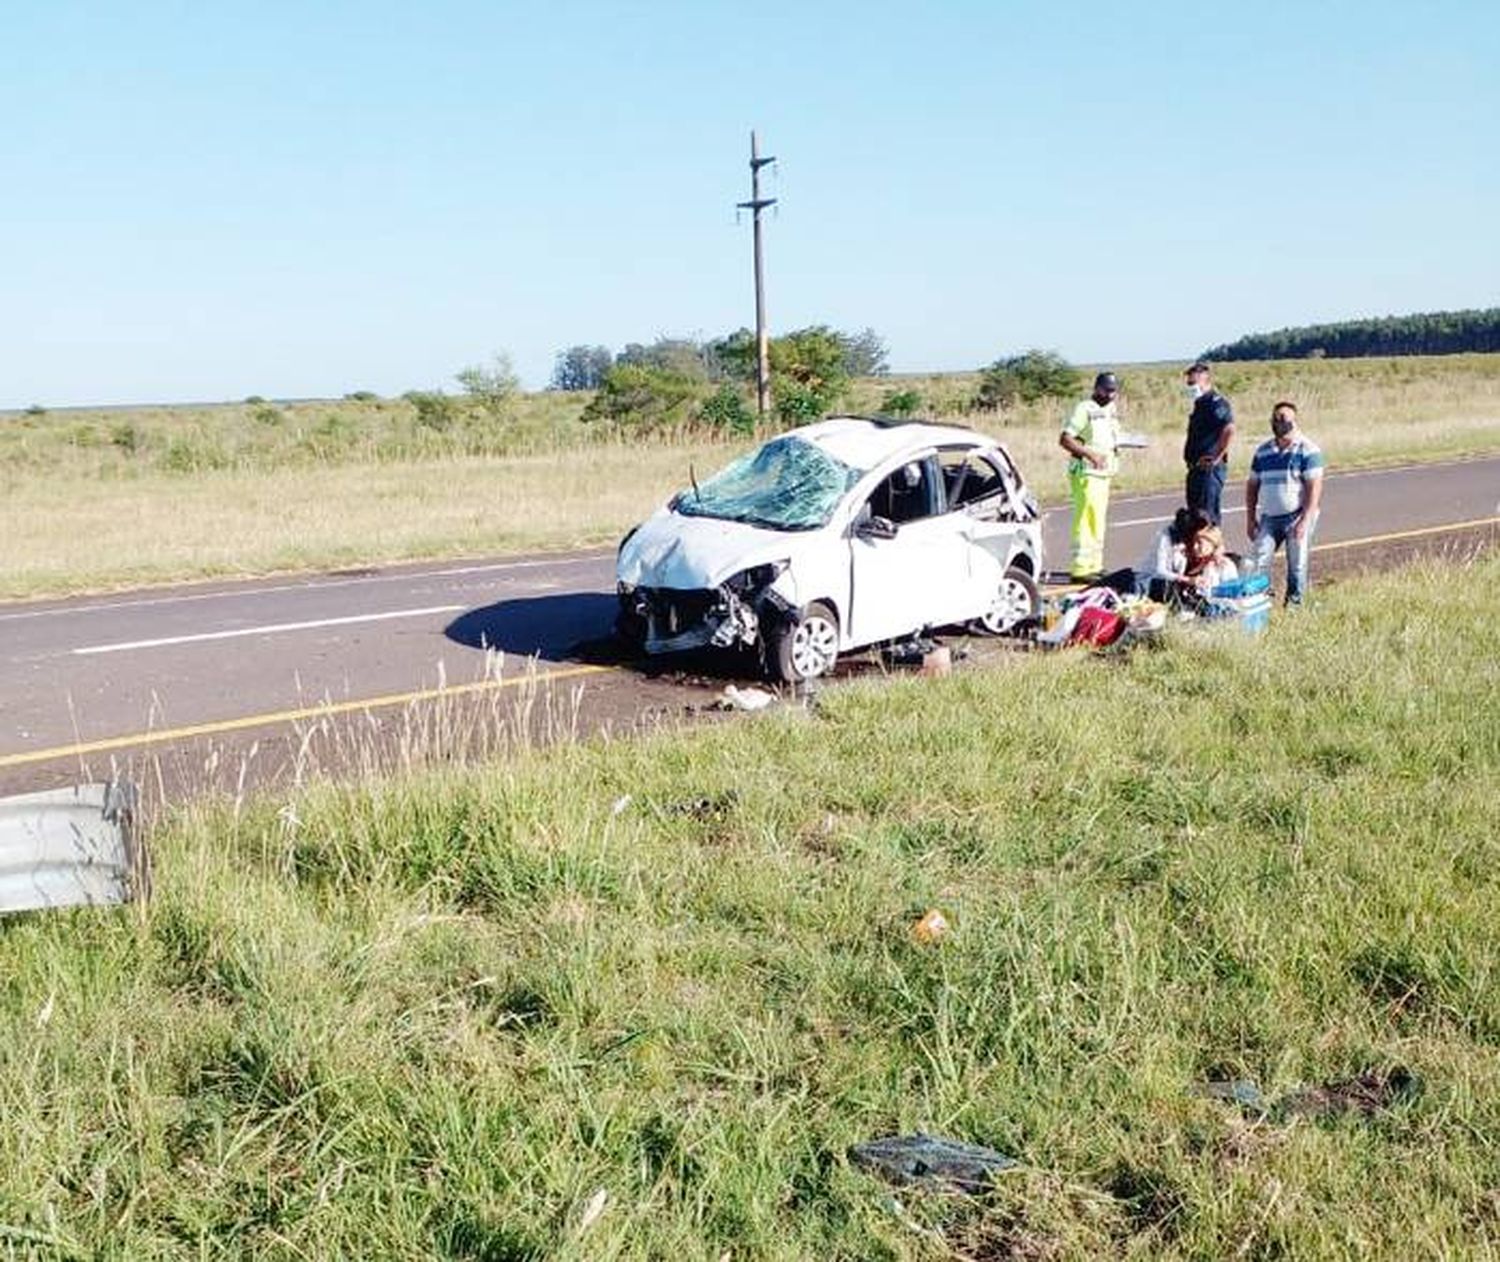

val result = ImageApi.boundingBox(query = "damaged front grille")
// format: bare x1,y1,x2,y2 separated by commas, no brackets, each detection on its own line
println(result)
636,588,718,636
623,584,771,654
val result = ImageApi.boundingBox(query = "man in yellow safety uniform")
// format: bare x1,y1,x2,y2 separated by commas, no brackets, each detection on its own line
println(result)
1059,371,1122,580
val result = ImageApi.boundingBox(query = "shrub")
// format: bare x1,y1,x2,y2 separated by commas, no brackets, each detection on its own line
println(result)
770,326,849,424
697,384,755,435
404,390,460,432
974,349,1080,411
344,390,379,402
582,364,701,432
109,422,140,454
24,404,46,417
879,388,922,417
251,403,284,426
454,352,519,418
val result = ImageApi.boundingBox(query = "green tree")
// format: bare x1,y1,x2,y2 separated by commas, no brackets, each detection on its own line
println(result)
974,349,1080,411
837,327,889,377
770,325,849,425
550,344,614,391
454,351,519,416
697,384,756,435
581,364,701,432
615,337,710,381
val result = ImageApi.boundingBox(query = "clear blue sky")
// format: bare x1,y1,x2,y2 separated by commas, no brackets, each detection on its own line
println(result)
3,0,1496,407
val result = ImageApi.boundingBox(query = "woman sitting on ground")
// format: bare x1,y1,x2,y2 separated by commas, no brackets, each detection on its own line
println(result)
1101,507,1219,603
1182,523,1238,598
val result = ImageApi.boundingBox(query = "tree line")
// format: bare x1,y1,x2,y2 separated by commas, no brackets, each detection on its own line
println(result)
1202,308,1500,361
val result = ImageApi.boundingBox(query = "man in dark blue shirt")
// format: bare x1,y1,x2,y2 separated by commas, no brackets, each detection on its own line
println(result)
1182,361,1235,523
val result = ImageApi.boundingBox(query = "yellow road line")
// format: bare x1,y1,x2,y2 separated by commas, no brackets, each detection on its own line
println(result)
1309,515,1500,553
6,515,1500,771
1040,515,1500,593
0,664,611,769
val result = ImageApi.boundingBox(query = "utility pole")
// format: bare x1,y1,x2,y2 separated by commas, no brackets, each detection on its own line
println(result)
737,130,776,420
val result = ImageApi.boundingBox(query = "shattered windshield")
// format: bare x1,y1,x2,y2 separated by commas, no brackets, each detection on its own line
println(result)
672,435,862,530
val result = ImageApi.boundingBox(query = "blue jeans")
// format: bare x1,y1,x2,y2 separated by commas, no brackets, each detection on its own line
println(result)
1253,511,1318,604
1186,461,1227,524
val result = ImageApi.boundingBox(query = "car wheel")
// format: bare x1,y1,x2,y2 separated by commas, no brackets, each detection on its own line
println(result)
770,601,840,682
973,566,1040,636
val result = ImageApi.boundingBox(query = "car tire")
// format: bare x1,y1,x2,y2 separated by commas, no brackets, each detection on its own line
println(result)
973,566,1040,636
769,601,840,682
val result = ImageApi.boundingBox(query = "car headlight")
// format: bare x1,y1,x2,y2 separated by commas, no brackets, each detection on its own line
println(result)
727,560,789,592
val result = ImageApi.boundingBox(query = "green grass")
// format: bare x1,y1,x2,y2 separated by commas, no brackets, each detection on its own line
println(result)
2,558,1499,1257
3,353,1499,600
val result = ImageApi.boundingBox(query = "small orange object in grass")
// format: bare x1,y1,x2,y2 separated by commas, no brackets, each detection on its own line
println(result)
912,908,950,943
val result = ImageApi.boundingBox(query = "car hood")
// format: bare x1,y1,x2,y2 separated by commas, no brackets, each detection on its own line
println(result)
617,509,810,589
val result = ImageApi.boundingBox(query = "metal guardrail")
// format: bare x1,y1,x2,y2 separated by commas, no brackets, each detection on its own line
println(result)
0,781,147,915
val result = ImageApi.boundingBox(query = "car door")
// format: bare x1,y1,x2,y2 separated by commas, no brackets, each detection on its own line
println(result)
846,454,970,645
937,446,1031,615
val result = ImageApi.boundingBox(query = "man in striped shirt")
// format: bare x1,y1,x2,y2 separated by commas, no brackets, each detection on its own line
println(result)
1245,401,1325,605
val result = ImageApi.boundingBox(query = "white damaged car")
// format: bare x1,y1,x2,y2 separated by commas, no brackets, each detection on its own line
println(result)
615,416,1043,681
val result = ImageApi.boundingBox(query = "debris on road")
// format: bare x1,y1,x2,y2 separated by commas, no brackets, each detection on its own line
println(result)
849,1133,1017,1192
0,781,146,916
716,683,777,712
919,646,953,677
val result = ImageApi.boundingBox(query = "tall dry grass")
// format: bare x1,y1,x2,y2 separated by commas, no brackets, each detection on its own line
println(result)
4,354,1498,598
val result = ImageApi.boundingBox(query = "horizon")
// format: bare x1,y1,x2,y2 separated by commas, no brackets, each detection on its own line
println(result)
4,1,1496,410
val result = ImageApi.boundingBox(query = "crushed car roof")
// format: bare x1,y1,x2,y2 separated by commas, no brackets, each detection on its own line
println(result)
794,416,987,472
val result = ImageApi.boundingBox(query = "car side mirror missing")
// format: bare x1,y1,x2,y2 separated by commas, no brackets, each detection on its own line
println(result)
855,514,899,541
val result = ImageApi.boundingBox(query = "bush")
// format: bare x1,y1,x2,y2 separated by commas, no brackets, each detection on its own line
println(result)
23,404,46,417
582,364,701,432
250,403,284,426
697,384,756,435
109,422,140,454
404,390,460,432
878,388,922,418
344,390,379,402
770,326,849,425
974,349,1081,411
454,352,519,417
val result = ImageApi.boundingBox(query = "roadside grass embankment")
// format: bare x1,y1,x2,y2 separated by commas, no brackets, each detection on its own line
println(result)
3,352,1499,598
2,554,1498,1257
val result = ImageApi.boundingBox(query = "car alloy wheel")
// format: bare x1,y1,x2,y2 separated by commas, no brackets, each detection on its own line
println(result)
976,566,1040,635
773,601,839,681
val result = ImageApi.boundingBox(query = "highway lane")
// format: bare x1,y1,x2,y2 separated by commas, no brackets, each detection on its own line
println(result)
2,453,1497,771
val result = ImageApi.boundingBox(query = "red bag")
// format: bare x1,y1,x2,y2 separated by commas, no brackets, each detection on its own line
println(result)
1071,604,1126,646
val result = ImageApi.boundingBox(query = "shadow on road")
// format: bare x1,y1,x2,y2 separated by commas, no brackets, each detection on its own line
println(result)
444,593,617,663
443,593,772,681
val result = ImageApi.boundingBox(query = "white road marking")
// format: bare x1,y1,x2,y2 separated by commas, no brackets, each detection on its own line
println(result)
71,605,465,656
1111,506,1247,529
0,554,614,623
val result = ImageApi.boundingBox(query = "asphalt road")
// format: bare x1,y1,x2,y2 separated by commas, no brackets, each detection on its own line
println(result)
2,454,1497,794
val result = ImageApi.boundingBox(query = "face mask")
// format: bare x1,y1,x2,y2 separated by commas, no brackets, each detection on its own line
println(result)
1272,417,1295,438
1184,383,1204,400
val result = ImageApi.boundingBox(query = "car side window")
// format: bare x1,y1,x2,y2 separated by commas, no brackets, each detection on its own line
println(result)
939,450,1006,510
867,457,941,524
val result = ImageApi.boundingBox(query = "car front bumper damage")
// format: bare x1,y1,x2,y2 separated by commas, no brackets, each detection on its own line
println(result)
620,576,795,656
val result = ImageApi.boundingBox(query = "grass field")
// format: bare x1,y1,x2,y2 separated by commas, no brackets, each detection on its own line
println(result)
2,553,1498,1257
3,354,1499,599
